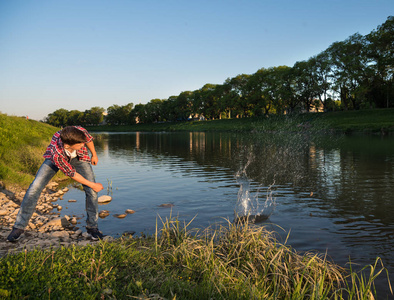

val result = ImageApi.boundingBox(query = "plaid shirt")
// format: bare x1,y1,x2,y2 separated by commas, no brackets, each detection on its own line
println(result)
43,126,93,177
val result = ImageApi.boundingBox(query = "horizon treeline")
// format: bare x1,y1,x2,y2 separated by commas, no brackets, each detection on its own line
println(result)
45,16,393,127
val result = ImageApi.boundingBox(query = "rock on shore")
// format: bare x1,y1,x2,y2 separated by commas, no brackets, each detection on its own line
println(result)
0,182,114,257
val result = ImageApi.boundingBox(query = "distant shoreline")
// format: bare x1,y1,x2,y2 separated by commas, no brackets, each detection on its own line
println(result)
86,109,394,135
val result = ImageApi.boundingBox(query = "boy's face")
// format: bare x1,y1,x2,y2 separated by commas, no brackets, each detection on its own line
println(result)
64,143,85,151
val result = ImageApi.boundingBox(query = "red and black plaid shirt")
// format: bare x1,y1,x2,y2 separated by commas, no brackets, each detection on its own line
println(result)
43,126,93,177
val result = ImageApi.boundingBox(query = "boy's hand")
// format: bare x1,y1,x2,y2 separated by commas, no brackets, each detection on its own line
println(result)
71,173,104,193
92,182,104,193
91,155,99,166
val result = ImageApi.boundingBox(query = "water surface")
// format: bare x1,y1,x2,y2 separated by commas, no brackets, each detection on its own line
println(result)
61,131,394,296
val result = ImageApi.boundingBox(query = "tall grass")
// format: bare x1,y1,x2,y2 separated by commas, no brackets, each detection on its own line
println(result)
0,217,391,299
0,113,62,188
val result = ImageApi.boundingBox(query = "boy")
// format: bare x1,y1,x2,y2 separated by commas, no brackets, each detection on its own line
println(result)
7,126,104,242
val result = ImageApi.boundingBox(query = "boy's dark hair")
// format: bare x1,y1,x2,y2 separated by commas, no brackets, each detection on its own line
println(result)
60,126,87,145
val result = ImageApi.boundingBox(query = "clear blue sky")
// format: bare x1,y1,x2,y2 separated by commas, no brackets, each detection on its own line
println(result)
0,0,392,120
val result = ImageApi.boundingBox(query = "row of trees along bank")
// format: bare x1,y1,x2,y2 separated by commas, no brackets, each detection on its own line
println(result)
45,16,393,127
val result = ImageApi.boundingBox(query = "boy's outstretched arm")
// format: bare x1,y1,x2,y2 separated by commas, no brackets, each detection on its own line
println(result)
71,172,104,193
86,141,99,166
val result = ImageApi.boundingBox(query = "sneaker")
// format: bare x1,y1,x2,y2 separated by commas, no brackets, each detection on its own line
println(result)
7,227,24,242
87,228,105,240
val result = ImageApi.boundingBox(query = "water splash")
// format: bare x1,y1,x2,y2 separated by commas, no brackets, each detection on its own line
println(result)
234,155,276,223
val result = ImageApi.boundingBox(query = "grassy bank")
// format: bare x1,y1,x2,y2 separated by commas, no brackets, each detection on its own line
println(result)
0,218,391,299
86,109,394,134
319,109,394,134
0,114,65,188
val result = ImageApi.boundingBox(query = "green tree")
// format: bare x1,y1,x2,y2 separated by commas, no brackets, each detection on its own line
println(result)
225,74,251,117
246,68,269,116
84,107,105,125
249,66,293,115
327,33,372,110
366,16,394,108
190,89,204,118
145,99,164,123
45,108,69,127
176,91,193,120
130,104,147,124
292,60,320,112
106,103,133,125
67,110,84,126
106,104,122,125
198,84,221,119
220,80,240,119
163,96,179,122
122,103,134,124
278,66,299,114
310,52,332,111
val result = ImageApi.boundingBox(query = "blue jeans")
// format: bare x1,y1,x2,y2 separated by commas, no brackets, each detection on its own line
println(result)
14,159,99,230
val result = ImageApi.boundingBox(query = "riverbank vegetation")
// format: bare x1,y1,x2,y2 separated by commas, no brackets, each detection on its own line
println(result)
85,108,394,134
44,17,393,128
0,217,391,299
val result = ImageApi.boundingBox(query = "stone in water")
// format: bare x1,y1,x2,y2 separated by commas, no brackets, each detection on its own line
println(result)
98,195,112,203
99,210,110,218
159,203,174,208
113,213,127,219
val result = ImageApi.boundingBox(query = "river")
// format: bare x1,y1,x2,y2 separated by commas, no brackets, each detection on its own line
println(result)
61,131,394,297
